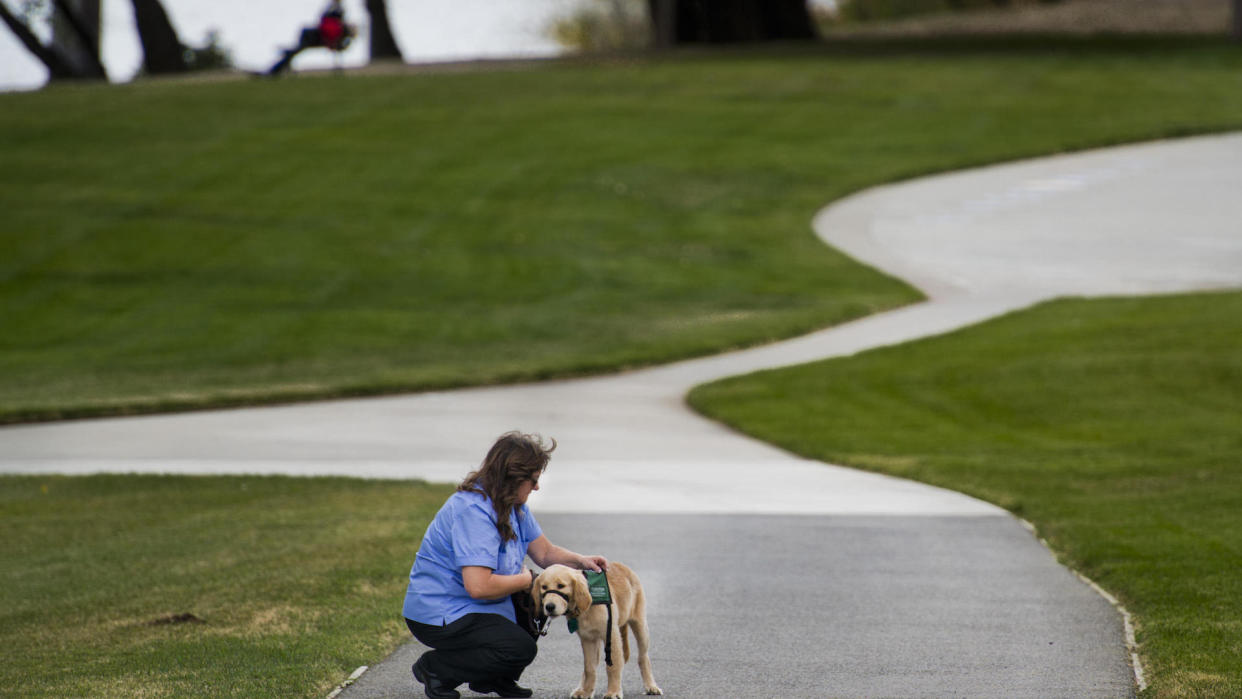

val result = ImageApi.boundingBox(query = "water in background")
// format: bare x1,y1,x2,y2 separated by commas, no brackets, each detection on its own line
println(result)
0,0,586,92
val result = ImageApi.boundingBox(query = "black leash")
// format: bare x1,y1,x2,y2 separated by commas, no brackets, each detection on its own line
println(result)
604,600,614,666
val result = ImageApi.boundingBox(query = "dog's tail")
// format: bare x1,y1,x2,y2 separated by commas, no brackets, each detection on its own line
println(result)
621,624,631,663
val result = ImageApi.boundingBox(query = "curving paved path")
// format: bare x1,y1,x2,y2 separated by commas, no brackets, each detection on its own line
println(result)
4,133,1241,697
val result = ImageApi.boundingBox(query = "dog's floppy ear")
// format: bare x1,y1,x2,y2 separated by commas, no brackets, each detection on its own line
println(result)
530,572,543,609
570,570,592,617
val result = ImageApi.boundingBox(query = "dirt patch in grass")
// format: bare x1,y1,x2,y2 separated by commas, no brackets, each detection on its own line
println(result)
147,613,205,626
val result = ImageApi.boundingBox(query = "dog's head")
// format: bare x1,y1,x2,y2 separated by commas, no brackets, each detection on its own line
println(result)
532,564,590,618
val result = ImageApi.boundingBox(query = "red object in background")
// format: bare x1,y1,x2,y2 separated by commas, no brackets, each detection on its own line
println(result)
319,15,345,48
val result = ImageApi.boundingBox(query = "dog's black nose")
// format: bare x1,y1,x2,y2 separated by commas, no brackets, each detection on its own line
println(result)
544,603,557,614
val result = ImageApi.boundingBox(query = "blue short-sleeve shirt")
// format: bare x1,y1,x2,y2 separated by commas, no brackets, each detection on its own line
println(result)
403,489,543,625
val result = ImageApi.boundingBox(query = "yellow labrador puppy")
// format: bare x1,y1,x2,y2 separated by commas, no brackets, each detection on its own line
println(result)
534,563,662,699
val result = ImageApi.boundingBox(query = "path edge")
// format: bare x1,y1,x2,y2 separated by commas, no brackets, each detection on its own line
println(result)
1017,518,1147,694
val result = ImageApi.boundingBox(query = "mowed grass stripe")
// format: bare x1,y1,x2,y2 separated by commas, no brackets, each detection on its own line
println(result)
5,41,1242,421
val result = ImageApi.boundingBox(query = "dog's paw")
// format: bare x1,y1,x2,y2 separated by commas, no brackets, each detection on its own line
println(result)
644,686,663,696
571,689,593,699
603,693,623,699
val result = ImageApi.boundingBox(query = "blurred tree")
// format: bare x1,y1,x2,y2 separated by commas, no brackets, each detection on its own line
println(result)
183,28,233,72
130,0,186,73
1,0,206,80
550,0,651,52
0,0,105,80
648,0,818,45
366,0,403,60
52,0,105,77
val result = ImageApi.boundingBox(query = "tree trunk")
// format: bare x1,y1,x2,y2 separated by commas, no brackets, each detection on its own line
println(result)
648,0,676,47
52,0,107,79
365,0,404,60
0,1,90,80
131,0,186,74
1234,0,1242,41
762,0,818,40
650,0,818,44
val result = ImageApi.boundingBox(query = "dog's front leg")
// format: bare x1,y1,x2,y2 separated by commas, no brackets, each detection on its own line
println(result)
602,620,625,699
572,637,602,699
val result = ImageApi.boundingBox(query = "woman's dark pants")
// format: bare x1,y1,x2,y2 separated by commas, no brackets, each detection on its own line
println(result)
406,614,537,687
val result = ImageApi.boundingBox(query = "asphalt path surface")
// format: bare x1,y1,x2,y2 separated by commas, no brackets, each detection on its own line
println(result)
344,515,1130,699
5,133,1242,697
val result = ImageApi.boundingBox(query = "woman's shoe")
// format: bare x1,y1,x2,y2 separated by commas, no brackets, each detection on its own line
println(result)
467,678,534,698
412,657,460,699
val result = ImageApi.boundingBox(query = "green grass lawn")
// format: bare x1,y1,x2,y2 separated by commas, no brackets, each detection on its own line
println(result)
0,474,452,697
4,39,1242,422
689,290,1242,698
5,38,1242,697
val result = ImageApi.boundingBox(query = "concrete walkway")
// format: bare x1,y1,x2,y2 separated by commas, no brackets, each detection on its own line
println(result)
4,133,1241,696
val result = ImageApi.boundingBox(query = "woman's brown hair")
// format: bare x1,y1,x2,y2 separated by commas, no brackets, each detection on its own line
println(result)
459,431,556,542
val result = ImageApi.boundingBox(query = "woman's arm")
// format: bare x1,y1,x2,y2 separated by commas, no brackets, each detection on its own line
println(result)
526,535,608,572
461,566,535,600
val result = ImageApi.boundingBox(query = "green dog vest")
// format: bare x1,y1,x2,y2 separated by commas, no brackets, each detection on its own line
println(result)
567,570,616,665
